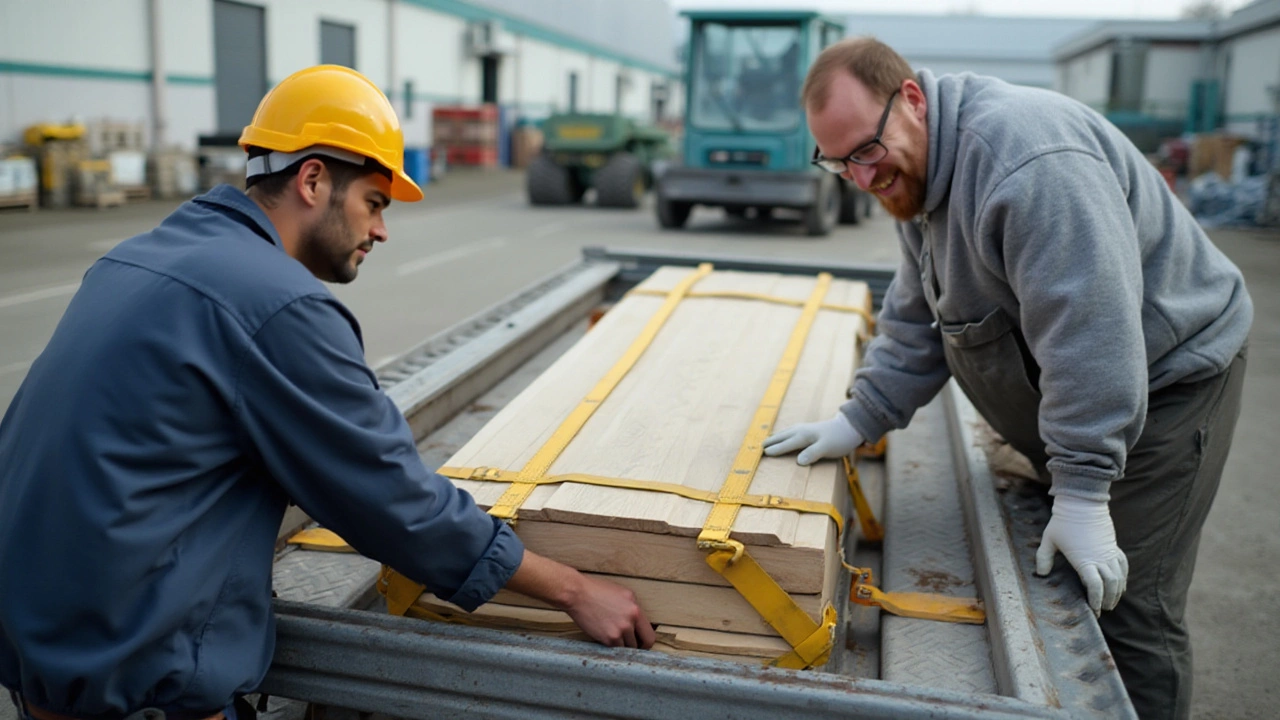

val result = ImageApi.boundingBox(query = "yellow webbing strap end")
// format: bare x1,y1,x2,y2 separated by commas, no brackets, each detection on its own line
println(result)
842,457,884,543
704,542,834,669
848,567,986,625
488,263,715,523
379,566,427,617
285,527,354,552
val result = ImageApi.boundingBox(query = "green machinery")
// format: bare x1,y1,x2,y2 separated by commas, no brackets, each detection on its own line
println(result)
655,10,872,236
526,113,674,208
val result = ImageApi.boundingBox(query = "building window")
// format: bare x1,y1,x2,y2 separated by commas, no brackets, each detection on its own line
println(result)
320,20,356,69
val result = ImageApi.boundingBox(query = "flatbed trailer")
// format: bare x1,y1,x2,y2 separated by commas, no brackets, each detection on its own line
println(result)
263,247,1135,720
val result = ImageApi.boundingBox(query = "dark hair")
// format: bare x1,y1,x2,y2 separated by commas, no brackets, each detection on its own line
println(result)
801,37,915,112
244,149,378,208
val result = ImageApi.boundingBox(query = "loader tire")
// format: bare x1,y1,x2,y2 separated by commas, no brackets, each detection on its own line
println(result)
839,182,864,225
527,154,575,205
805,174,840,236
594,152,645,208
656,195,692,229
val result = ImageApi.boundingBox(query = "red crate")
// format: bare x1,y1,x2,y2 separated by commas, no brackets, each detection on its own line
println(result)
445,146,498,167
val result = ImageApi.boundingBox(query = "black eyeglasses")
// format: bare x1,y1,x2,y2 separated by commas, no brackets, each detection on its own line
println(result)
812,88,900,174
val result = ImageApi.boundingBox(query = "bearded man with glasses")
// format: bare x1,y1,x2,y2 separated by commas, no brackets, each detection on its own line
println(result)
764,37,1252,720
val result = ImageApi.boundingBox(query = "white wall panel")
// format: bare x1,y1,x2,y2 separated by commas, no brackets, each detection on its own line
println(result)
1060,46,1113,110
1224,27,1280,117
0,0,149,69
1143,45,1200,119
164,0,214,77
264,0,388,84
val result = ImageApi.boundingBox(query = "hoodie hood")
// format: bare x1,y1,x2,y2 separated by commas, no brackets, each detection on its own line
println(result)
920,68,966,215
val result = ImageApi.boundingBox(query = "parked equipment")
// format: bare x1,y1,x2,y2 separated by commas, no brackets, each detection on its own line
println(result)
655,10,872,235
526,113,673,208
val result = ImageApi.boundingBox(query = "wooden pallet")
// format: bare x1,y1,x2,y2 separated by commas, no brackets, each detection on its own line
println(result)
120,184,152,202
76,189,126,209
0,191,37,212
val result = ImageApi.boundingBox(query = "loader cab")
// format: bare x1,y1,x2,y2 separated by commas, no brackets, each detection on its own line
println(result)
656,11,869,236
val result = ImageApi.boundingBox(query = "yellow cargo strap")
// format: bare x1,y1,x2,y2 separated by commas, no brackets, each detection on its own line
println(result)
286,527,354,552
697,273,838,669
842,457,883,543
438,466,845,533
628,287,876,331
846,566,986,625
487,263,715,523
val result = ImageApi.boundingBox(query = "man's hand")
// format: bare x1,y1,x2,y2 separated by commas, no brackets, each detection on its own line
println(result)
505,550,655,649
763,413,864,466
562,573,655,649
1035,495,1129,616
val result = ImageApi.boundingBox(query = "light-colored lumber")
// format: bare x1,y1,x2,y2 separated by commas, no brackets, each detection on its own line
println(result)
434,266,870,643
409,595,789,662
491,571,824,637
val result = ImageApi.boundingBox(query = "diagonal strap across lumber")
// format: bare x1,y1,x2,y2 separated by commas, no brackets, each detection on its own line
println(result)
381,264,716,616
487,263,716,523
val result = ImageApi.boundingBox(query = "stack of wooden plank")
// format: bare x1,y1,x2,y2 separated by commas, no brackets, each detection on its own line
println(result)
415,266,873,663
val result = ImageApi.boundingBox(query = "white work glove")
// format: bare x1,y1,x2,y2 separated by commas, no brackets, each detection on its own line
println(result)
762,413,863,466
1035,495,1129,616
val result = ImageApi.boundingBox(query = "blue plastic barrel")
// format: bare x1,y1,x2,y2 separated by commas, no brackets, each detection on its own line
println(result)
403,147,430,187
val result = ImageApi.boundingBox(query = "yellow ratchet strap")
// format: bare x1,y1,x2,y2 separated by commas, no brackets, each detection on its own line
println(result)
842,457,883,543
846,566,986,625
285,527,354,552
488,263,715,523
439,466,844,533
698,273,838,669
628,287,876,331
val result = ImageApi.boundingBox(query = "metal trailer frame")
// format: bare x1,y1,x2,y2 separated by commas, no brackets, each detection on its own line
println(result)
261,247,1135,720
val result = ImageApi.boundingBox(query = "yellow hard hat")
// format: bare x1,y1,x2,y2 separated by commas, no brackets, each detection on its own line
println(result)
239,64,423,203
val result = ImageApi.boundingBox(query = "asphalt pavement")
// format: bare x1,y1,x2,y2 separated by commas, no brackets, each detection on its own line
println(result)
0,169,1275,719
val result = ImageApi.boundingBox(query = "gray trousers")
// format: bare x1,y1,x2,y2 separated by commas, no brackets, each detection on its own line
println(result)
1095,348,1247,720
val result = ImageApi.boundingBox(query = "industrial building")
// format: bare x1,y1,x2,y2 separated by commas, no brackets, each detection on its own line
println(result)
0,0,682,156
1053,0,1280,145
843,14,1098,90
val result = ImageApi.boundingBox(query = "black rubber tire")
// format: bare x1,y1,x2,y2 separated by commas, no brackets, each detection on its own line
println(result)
838,182,863,225
804,175,841,236
526,154,575,205
656,195,692,229
594,152,645,208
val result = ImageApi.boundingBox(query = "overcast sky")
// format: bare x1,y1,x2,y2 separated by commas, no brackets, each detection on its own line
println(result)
666,0,1255,20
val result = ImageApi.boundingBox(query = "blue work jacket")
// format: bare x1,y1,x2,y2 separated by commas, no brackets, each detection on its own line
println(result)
0,186,524,718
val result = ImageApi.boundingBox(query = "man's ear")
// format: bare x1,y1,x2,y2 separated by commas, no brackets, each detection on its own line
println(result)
901,79,927,122
294,158,327,209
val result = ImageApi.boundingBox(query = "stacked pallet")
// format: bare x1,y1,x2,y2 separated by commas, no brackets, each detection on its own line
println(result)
407,265,872,664
432,105,500,168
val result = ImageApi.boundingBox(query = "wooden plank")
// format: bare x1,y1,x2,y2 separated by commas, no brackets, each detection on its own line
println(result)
655,625,792,659
492,571,824,638
411,594,790,662
512,519,826,594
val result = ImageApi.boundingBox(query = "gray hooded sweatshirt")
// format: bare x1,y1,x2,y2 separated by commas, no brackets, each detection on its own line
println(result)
840,70,1253,501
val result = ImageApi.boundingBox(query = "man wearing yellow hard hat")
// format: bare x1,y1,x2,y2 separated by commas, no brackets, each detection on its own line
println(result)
0,65,654,720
